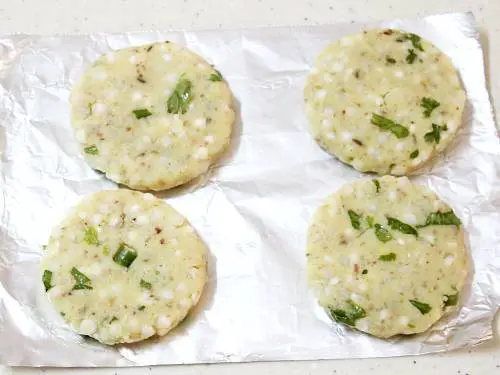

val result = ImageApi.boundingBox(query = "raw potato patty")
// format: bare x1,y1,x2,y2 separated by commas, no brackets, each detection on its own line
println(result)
71,41,234,190
304,29,465,175
40,190,207,345
307,176,468,338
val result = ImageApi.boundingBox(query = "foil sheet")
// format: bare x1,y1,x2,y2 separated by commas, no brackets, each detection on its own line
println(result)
0,12,499,367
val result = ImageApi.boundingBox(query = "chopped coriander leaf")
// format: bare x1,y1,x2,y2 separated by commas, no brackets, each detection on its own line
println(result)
424,123,448,144
409,299,432,314
113,243,138,268
103,244,110,256
421,97,440,118
444,292,459,307
347,210,362,230
406,49,417,64
410,149,419,159
42,270,53,291
84,145,99,155
61,312,66,317
418,211,461,227
366,216,375,228
328,300,366,327
374,224,392,243
408,323,416,329
361,269,368,275
138,305,146,311
42,245,47,250
371,113,409,139
110,316,118,323
373,179,381,193
405,33,424,51
140,279,152,289
379,252,397,261
132,108,152,119
387,217,418,237
167,78,193,114
71,267,93,290
386,56,397,64
83,226,99,246
209,70,223,82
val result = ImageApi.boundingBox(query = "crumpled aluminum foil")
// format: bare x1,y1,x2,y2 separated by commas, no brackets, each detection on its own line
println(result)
0,11,498,367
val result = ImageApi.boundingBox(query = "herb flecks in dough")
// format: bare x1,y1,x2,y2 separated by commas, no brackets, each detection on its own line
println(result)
71,267,93,290
371,113,409,139
167,78,193,115
329,300,366,327
209,70,223,82
373,179,381,193
404,33,425,52
347,210,362,230
421,97,440,118
410,149,419,159
140,279,152,289
43,270,53,291
387,217,418,237
409,299,432,314
406,49,418,64
418,211,461,227
424,123,448,144
133,109,152,119
379,252,397,261
83,226,99,246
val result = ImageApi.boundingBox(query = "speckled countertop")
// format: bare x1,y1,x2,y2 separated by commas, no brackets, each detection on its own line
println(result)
0,0,499,374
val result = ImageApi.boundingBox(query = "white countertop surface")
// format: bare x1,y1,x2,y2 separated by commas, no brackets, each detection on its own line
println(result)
1,0,499,374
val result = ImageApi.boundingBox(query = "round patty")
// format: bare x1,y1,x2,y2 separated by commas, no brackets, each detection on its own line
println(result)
40,189,207,345
304,29,465,175
71,41,234,190
307,176,468,338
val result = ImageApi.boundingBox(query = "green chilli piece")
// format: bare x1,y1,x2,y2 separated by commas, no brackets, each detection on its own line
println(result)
387,217,418,237
406,49,418,64
167,78,193,115
374,224,392,243
71,267,93,290
347,210,362,230
444,292,459,307
328,300,366,327
386,56,396,64
410,150,419,159
83,226,99,246
372,179,381,193
404,33,424,51
421,97,440,118
424,123,448,144
84,145,99,155
409,299,432,314
419,210,462,227
371,113,409,139
133,108,152,119
140,279,152,289
379,252,397,261
209,70,223,82
138,305,146,311
113,243,138,268
366,216,375,228
42,270,53,291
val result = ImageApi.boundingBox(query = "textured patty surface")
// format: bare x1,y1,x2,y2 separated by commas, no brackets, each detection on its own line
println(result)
304,29,465,175
307,176,467,338
71,41,234,190
41,190,207,345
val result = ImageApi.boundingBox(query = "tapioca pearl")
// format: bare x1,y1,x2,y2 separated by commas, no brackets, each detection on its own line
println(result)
108,215,120,227
128,318,140,331
127,231,138,242
349,253,359,263
368,204,377,212
358,282,367,292
141,325,155,338
161,136,172,147
323,107,334,117
204,135,215,144
188,268,198,279
176,283,187,292
322,119,333,129
48,285,64,299
375,96,384,106
193,147,208,160
444,254,456,266
163,88,172,97
136,215,149,225
129,55,138,63
395,142,406,151
423,234,435,244
98,289,109,299
78,211,88,220
394,71,404,78
132,91,143,101
341,132,352,141
142,193,155,201
162,290,174,300
315,89,327,100
403,213,417,225
352,160,364,170
378,133,389,143
447,241,457,248
180,298,191,308
356,318,369,331
75,129,86,142
98,204,110,214
323,255,333,264
91,214,102,226
93,103,108,115
163,53,172,61
197,63,209,70
111,284,122,295
411,156,422,166
326,132,336,140
80,319,97,335
166,73,178,83
341,37,354,46
329,277,340,286
93,69,108,80
150,207,163,221
106,52,115,62
387,191,398,201
323,74,333,83
174,250,182,257
345,107,357,117
398,316,409,326
350,293,361,303
344,228,355,238
379,309,389,320
332,62,344,72
87,263,102,276
109,323,122,337
126,204,141,214
397,238,406,246
194,118,207,128
367,147,378,157
447,122,457,132
391,165,406,175
409,124,417,133
156,315,172,329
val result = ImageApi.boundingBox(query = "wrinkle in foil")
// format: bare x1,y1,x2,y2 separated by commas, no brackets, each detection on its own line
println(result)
0,12,499,367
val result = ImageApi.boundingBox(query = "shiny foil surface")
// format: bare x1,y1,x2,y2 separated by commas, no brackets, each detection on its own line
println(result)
0,12,498,367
